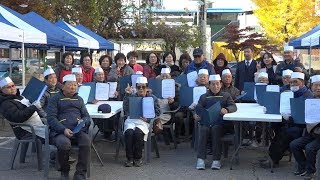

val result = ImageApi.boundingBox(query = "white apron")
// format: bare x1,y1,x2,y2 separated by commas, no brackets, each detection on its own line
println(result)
158,99,171,125
124,118,149,141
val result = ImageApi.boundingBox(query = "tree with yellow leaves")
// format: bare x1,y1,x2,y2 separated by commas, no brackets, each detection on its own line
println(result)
253,0,320,45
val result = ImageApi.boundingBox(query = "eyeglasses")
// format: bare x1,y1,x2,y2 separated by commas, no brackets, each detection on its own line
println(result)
5,84,15,89
136,85,147,90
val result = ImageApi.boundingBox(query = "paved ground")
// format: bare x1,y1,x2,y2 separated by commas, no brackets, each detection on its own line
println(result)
0,120,305,180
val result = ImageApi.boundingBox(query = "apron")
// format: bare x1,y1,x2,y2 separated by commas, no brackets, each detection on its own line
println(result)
158,99,171,125
124,118,149,141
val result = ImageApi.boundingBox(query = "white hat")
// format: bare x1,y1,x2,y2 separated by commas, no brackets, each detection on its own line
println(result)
284,45,294,52
43,67,55,77
161,68,170,74
136,76,148,84
282,69,293,77
258,72,268,79
222,69,232,76
291,72,305,80
94,67,103,74
136,71,143,75
311,75,320,83
209,74,221,81
72,67,82,74
198,69,209,75
0,77,13,88
62,74,76,83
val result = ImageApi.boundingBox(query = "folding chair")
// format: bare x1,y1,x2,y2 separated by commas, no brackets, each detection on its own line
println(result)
162,105,181,149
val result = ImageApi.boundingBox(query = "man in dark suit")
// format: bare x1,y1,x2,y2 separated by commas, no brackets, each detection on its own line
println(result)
235,46,257,91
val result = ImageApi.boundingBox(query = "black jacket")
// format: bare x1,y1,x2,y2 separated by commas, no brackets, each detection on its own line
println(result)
0,90,38,139
235,60,257,91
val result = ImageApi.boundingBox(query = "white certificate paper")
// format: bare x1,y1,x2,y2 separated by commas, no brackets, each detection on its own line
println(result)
95,83,109,100
305,99,320,123
142,97,155,118
108,82,118,98
187,71,198,87
78,86,91,104
280,91,294,114
193,86,207,104
131,74,143,89
162,79,175,98
266,85,280,92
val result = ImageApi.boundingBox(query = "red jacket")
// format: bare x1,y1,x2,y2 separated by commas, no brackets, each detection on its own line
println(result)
81,66,95,83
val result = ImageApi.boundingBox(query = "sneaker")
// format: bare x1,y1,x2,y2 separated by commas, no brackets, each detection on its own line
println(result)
303,172,315,180
211,160,221,170
124,160,134,167
294,169,307,176
196,158,205,170
133,159,143,167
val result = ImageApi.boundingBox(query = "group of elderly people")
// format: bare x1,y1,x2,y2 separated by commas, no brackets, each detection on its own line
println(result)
0,45,320,180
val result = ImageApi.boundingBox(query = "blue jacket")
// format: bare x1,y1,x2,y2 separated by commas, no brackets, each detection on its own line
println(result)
185,60,215,75
46,91,90,137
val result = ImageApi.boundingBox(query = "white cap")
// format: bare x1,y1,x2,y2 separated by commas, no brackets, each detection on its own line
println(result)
94,67,103,74
72,67,82,74
161,68,170,74
222,69,232,76
291,72,305,80
43,67,55,77
311,75,320,83
284,45,294,52
209,74,221,81
258,72,268,79
136,71,143,75
282,69,293,77
136,76,148,84
62,74,76,82
198,69,209,75
0,77,13,88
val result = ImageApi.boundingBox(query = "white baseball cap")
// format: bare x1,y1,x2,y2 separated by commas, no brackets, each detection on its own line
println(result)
161,68,170,74
282,69,293,77
209,74,221,81
222,69,232,76
43,68,55,77
72,67,82,74
0,77,13,88
94,67,103,73
198,69,209,75
62,74,76,83
311,75,320,83
291,72,305,80
136,76,148,84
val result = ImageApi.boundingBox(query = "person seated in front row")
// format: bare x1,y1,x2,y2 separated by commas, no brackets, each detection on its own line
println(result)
72,67,84,86
0,77,45,139
280,69,293,92
256,72,269,84
189,69,209,110
289,75,320,180
123,77,160,167
46,74,91,180
260,72,314,169
221,69,240,100
194,74,237,170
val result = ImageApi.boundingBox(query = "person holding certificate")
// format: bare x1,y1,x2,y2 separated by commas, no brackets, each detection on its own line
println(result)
195,74,237,170
122,77,160,167
280,69,293,92
72,67,84,86
188,69,209,110
289,75,320,179
221,69,240,100
256,72,269,84
260,72,313,169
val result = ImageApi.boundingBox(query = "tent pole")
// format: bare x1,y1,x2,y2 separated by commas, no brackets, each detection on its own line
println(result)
309,45,312,75
22,41,25,87
63,46,66,53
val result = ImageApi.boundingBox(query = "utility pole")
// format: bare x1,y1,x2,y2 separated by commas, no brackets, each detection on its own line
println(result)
201,0,208,59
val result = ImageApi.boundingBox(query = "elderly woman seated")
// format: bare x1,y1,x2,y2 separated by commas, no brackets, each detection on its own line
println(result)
256,72,269,84
123,77,160,167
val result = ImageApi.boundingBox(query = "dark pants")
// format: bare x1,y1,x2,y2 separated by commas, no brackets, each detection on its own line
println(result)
125,128,144,160
93,112,119,138
52,131,90,175
197,125,223,160
269,126,303,164
290,135,320,173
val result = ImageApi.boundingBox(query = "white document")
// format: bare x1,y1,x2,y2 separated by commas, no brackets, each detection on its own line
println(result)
78,86,91,104
266,85,280,92
305,99,320,123
162,79,175,98
187,71,198,87
280,91,294,114
95,83,109,100
142,97,156,118
108,82,118,98
131,74,143,89
193,86,207,103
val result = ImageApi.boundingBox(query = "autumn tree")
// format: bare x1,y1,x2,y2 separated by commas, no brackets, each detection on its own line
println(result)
253,0,320,45
220,24,267,61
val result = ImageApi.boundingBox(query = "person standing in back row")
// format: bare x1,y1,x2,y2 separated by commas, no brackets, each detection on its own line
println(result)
235,46,257,91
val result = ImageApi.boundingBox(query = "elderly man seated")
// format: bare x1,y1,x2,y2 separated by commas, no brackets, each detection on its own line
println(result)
46,74,91,180
280,69,293,92
221,69,240,100
256,72,269,84
194,74,237,170
123,76,160,167
72,67,84,86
